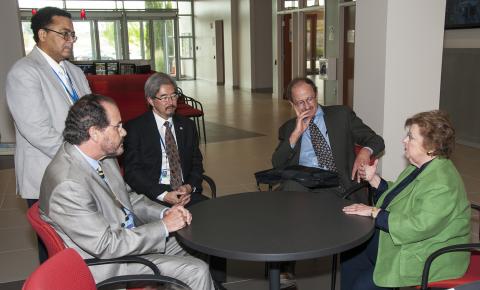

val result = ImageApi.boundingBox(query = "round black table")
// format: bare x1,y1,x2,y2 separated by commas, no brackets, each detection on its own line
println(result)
176,191,375,290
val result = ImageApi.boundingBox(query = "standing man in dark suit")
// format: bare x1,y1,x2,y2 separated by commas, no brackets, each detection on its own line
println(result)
272,77,385,201
6,6,90,263
123,72,208,207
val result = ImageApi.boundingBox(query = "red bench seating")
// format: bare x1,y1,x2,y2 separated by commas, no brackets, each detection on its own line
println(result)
86,73,153,122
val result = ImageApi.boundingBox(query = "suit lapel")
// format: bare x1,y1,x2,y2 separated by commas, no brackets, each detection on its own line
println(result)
322,106,342,168
100,158,133,210
173,115,185,155
30,47,73,107
146,111,163,155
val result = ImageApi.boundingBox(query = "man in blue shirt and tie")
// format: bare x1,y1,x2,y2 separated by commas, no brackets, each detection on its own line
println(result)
272,77,385,201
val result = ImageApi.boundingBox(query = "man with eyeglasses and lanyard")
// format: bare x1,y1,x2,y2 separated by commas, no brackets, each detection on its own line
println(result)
123,72,208,208
272,77,384,288
6,6,90,263
122,73,227,287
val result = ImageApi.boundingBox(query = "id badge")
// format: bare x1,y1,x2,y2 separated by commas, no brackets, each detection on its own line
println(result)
159,169,170,184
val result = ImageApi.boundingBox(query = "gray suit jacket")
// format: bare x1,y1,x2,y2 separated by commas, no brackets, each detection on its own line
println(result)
6,46,91,199
272,105,385,191
39,142,169,279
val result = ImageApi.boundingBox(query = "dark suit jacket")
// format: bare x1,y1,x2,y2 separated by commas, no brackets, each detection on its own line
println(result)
272,105,385,191
123,111,204,201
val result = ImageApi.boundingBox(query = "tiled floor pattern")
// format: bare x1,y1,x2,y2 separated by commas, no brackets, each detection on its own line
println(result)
0,80,479,289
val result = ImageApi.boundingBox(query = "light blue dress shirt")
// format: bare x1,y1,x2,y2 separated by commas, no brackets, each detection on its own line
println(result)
298,106,332,169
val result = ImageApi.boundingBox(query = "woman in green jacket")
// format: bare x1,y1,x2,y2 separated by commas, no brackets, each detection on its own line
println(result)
341,110,471,290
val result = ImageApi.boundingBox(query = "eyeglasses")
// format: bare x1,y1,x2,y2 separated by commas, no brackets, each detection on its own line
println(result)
108,123,123,131
153,93,179,103
293,96,316,108
43,28,78,42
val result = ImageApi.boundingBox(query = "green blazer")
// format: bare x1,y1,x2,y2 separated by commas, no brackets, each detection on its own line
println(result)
373,158,471,287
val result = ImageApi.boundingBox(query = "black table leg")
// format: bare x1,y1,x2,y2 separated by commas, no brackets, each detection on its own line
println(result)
268,262,281,290
331,254,337,290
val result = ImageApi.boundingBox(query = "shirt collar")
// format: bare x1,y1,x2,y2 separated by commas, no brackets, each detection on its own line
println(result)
73,145,100,171
36,46,67,75
313,105,324,121
152,111,173,128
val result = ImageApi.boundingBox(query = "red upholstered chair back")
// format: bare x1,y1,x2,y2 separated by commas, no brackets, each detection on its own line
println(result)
22,248,96,290
26,202,66,257
354,144,376,166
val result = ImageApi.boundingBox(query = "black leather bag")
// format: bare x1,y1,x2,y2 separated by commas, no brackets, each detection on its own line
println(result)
280,165,339,188
254,165,339,189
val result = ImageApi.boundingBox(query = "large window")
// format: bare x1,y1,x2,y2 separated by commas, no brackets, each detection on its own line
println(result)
19,0,196,79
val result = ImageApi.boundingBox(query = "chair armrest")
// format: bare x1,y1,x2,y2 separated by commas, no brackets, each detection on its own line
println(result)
202,174,217,199
96,274,190,289
420,243,480,290
84,255,161,275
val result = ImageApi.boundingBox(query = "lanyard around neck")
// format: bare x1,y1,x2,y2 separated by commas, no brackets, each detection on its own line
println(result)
51,68,79,103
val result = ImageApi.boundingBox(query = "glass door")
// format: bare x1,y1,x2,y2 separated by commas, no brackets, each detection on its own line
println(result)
152,19,177,77
127,20,151,60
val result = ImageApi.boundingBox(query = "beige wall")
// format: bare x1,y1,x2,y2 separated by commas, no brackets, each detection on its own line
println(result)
250,0,272,91
194,0,236,87
0,0,22,143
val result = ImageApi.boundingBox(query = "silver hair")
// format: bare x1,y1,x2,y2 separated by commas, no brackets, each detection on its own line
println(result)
144,72,177,100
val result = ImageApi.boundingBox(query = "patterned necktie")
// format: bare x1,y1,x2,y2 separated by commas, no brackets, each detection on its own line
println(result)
96,165,106,180
164,121,182,190
309,119,338,172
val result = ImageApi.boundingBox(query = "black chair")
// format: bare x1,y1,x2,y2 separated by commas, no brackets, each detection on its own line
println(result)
202,174,217,199
176,87,207,144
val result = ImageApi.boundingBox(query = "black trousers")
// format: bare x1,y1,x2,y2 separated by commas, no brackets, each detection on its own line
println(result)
27,199,49,264
340,231,391,290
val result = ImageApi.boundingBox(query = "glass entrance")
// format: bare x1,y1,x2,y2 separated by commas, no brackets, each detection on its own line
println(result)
152,19,177,76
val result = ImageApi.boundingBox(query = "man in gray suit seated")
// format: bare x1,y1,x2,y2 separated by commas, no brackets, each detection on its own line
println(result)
39,94,214,289
6,6,91,263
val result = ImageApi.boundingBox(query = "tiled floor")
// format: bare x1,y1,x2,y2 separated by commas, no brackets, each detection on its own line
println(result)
0,80,479,289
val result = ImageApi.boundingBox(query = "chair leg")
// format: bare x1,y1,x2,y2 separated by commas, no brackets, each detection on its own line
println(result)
193,117,201,140
331,254,337,290
201,115,207,144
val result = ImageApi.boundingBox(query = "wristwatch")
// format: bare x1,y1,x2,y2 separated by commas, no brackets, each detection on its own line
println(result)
371,207,381,218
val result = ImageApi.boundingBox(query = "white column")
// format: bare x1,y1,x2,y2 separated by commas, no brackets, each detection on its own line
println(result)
353,0,446,179
0,0,22,143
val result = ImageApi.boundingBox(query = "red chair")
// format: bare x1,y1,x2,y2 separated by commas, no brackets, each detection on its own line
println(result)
419,204,480,289
26,202,65,257
26,202,190,289
22,248,190,290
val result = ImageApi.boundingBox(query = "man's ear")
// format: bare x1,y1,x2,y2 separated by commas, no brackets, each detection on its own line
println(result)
89,126,100,142
37,29,48,43
147,97,155,108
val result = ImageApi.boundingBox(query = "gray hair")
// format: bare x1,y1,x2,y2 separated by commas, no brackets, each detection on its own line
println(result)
144,72,177,100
